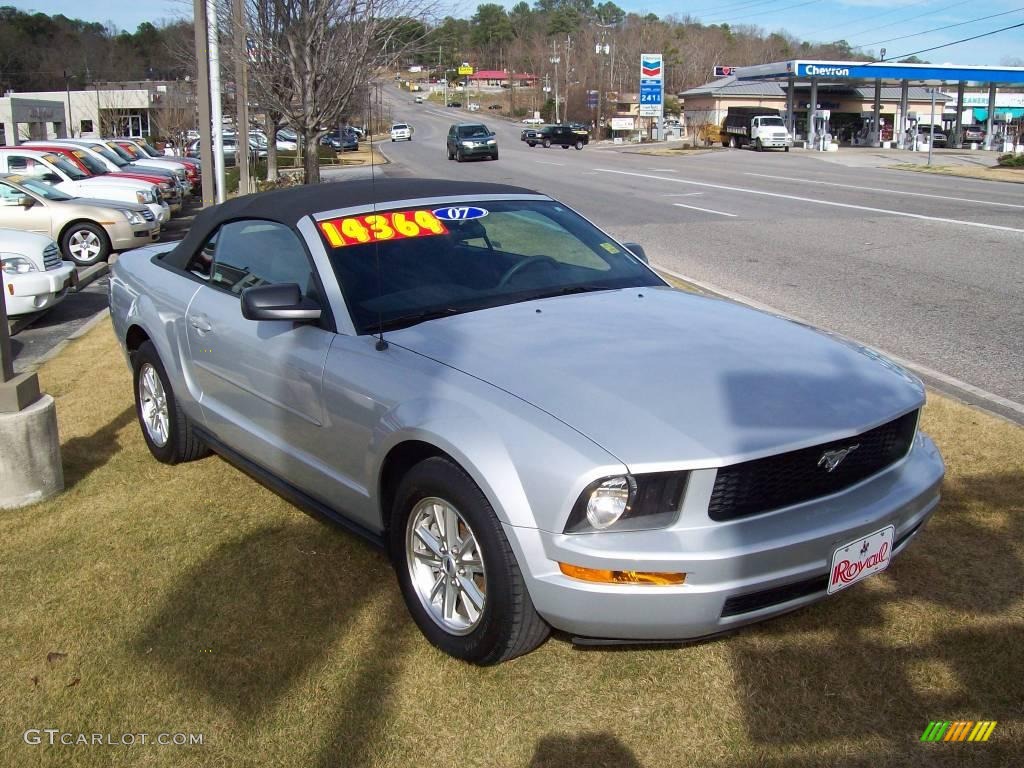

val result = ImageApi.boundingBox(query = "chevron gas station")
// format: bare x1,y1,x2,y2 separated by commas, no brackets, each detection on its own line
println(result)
684,60,1024,152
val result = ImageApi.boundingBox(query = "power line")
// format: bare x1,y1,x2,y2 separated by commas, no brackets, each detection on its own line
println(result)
815,0,931,37
704,0,824,26
681,0,784,17
856,6,1024,47
869,20,1024,60
839,0,975,41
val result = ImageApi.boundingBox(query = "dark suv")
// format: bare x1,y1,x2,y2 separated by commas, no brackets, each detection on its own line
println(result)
526,125,588,150
446,123,498,162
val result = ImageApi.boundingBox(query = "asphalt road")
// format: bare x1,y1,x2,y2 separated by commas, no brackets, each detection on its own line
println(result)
376,89,1024,421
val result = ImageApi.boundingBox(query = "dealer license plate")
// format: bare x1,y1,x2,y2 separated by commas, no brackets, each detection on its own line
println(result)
827,525,895,595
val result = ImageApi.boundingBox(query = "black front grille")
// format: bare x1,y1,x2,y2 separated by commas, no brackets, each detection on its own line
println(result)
708,410,918,522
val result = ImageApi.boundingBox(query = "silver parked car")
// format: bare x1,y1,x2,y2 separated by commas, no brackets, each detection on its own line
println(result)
109,180,944,664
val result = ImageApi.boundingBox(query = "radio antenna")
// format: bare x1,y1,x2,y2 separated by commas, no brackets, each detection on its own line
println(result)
369,79,388,351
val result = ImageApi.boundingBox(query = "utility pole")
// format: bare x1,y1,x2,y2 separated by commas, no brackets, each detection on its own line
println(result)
232,0,250,195
207,0,226,203
193,0,215,206
63,70,74,137
928,87,936,167
550,40,560,123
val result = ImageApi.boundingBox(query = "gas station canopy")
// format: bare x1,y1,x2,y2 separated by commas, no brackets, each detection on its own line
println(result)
734,60,1024,85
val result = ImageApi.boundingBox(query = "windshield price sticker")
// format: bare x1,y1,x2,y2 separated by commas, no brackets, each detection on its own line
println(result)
433,206,489,221
318,210,449,248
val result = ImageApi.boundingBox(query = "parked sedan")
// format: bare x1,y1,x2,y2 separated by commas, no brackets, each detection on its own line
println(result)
109,178,943,664
320,130,359,152
0,173,159,265
1,228,76,316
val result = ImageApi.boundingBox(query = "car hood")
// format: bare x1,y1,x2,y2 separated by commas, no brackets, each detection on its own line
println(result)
389,287,924,469
66,197,149,215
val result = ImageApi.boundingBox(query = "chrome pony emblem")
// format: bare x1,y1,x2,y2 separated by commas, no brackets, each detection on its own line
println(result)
818,444,860,472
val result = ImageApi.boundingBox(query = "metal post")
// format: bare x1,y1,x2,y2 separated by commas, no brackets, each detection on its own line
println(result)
0,271,13,383
207,0,226,204
63,71,73,137
872,78,882,147
193,0,215,207
551,40,560,124
984,83,996,150
809,78,818,149
786,76,795,137
898,81,909,149
955,81,965,147
232,0,250,195
928,87,936,166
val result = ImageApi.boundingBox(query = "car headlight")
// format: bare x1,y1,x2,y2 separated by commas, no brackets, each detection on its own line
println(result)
565,472,689,533
462,141,474,147
121,210,145,225
486,139,496,145
136,190,156,204
1,254,38,274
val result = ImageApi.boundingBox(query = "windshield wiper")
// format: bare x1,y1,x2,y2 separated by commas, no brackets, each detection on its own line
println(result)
523,284,612,302
376,306,467,332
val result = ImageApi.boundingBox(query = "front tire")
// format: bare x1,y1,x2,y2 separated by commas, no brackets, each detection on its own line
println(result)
132,341,209,465
61,222,110,266
390,457,550,665
456,148,465,162
755,139,763,152
574,140,584,150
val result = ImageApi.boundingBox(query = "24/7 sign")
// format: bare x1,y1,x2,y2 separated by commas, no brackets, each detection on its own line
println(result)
639,53,663,118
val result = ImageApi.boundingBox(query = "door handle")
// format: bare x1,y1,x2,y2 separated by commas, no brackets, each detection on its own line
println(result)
189,315,212,333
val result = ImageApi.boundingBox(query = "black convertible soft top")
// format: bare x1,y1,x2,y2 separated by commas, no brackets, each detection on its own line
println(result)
162,178,538,269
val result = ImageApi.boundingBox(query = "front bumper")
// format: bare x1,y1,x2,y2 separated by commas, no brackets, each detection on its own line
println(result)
507,433,944,640
459,144,498,157
108,223,160,251
758,137,791,148
5,262,76,315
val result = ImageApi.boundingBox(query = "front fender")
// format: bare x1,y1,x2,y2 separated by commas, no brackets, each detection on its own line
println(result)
369,391,625,532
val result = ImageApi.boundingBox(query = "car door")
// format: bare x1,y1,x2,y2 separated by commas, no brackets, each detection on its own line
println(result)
181,219,339,495
0,181,52,237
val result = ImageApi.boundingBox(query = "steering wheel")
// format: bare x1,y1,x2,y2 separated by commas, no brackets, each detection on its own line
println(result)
497,255,558,288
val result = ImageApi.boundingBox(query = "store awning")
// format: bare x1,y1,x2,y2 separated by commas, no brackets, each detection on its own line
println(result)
973,107,1024,121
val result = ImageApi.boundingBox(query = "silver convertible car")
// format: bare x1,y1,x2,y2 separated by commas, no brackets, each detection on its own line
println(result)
109,179,945,664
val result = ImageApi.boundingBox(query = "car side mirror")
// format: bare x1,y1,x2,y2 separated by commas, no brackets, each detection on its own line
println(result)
19,195,35,209
241,283,322,322
624,243,648,264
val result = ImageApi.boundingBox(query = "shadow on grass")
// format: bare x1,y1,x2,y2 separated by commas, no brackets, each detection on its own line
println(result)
529,733,643,768
723,470,1024,767
134,522,390,721
61,405,135,489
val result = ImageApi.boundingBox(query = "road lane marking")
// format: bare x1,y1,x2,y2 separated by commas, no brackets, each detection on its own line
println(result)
664,192,704,197
746,172,1024,209
536,160,566,166
648,168,676,171
656,265,1024,421
593,168,1024,234
673,202,736,217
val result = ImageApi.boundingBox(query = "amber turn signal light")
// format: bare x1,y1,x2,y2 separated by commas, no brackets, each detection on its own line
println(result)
558,562,686,586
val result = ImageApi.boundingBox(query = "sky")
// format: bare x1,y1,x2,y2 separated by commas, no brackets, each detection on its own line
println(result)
14,0,1024,67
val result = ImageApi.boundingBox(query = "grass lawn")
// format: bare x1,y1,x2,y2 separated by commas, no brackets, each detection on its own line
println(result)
0,320,1021,767
890,163,1024,184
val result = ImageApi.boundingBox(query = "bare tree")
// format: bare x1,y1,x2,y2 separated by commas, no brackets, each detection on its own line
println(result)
242,0,436,184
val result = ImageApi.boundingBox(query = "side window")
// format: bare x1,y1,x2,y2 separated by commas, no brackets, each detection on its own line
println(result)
0,182,26,205
209,220,317,297
185,229,218,279
8,155,40,174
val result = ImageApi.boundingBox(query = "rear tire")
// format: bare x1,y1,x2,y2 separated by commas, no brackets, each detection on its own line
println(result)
390,457,550,665
132,341,209,465
784,146,790,152
728,136,737,148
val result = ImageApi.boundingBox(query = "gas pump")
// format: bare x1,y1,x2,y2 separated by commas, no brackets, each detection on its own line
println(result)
905,111,919,152
812,109,831,151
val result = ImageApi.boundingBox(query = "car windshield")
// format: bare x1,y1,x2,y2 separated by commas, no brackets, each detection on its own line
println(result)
119,144,143,158
42,153,87,180
318,199,662,334
138,143,161,157
103,142,135,161
72,150,109,174
393,124,409,130
457,125,490,138
760,117,785,126
16,177,74,201
89,144,128,167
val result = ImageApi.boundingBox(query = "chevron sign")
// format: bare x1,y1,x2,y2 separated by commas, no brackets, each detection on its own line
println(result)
641,55,663,80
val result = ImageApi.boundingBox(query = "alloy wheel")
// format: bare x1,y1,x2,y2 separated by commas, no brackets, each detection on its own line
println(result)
68,230,102,263
138,363,170,447
406,497,487,635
